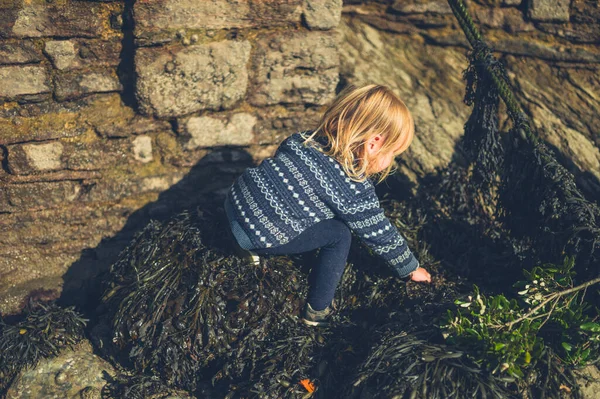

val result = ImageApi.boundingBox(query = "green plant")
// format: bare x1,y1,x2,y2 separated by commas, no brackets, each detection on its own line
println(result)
443,256,600,379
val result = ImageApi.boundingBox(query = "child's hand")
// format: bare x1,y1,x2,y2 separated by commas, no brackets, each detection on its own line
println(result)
410,267,431,283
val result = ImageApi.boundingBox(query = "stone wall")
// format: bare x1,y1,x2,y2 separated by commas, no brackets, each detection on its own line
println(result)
1,0,599,315
0,0,343,314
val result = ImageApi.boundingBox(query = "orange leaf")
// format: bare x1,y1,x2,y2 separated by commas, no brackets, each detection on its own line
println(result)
559,384,571,393
299,378,315,393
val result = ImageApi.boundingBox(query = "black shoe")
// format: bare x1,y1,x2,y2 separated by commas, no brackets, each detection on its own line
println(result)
301,301,336,327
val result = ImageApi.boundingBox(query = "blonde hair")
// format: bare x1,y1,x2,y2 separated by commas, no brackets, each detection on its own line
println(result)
302,84,415,184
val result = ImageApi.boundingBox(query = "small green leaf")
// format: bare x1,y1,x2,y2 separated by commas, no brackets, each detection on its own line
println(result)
580,322,600,332
494,343,505,351
562,342,573,352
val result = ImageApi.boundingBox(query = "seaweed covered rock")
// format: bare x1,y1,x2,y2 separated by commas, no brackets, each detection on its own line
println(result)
0,301,88,394
5,340,115,399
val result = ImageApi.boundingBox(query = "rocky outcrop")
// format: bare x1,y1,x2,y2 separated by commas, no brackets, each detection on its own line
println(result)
5,341,115,399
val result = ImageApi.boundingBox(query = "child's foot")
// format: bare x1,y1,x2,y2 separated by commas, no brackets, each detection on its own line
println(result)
301,301,336,327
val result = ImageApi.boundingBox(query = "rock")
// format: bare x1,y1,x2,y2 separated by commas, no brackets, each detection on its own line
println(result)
303,0,343,30
474,6,535,33
528,0,570,22
7,141,64,174
0,41,43,65
133,0,303,46
0,65,51,100
44,40,121,71
135,40,251,118
84,94,172,138
54,69,123,101
132,135,153,163
182,113,257,149
575,365,600,399
253,105,322,145
337,17,470,180
504,56,600,183
44,40,78,70
248,30,340,106
2,1,107,38
64,139,130,171
0,181,81,212
391,0,453,15
5,341,115,399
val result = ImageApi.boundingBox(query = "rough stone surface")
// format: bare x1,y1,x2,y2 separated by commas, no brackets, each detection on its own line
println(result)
136,40,251,118
64,139,131,171
391,0,453,15
182,113,257,149
575,365,600,399
0,181,81,212
5,340,115,399
0,65,50,99
7,141,64,174
337,18,470,181
303,0,343,30
2,1,108,38
248,31,340,106
132,135,153,163
0,110,85,145
0,41,42,65
44,40,122,71
505,56,600,185
254,105,322,145
133,0,303,45
528,0,570,22
54,69,123,101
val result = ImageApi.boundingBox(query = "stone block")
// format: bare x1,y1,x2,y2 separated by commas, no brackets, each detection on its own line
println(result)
1,181,81,212
135,40,251,118
248,31,339,107
253,105,322,145
0,41,42,65
303,0,343,30
82,93,172,138
181,113,257,149
134,0,302,45
7,141,64,175
54,69,123,101
0,111,85,145
0,65,51,100
44,39,122,71
64,139,130,171
391,1,452,14
0,0,107,38
528,0,570,22
132,135,153,163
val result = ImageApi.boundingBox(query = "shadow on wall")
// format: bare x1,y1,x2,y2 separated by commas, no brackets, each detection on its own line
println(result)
57,147,257,314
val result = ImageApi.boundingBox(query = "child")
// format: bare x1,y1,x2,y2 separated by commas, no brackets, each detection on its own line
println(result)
223,84,431,326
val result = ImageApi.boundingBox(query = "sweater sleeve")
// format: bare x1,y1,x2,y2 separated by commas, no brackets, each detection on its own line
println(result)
327,187,420,278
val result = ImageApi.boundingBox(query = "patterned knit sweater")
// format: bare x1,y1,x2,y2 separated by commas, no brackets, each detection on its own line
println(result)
223,131,420,278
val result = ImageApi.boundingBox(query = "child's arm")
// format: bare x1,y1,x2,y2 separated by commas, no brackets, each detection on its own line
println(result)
329,188,425,280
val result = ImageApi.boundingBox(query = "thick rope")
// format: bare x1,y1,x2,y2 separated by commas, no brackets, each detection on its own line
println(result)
446,0,535,144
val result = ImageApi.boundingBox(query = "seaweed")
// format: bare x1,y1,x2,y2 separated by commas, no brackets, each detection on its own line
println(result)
0,301,87,394
347,327,514,399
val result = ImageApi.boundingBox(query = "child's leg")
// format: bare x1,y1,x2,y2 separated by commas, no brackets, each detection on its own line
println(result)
252,218,352,311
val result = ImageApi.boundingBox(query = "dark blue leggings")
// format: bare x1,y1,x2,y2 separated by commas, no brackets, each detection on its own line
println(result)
251,218,352,311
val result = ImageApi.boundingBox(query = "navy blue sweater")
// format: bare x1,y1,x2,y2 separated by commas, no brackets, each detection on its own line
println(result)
224,131,420,278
